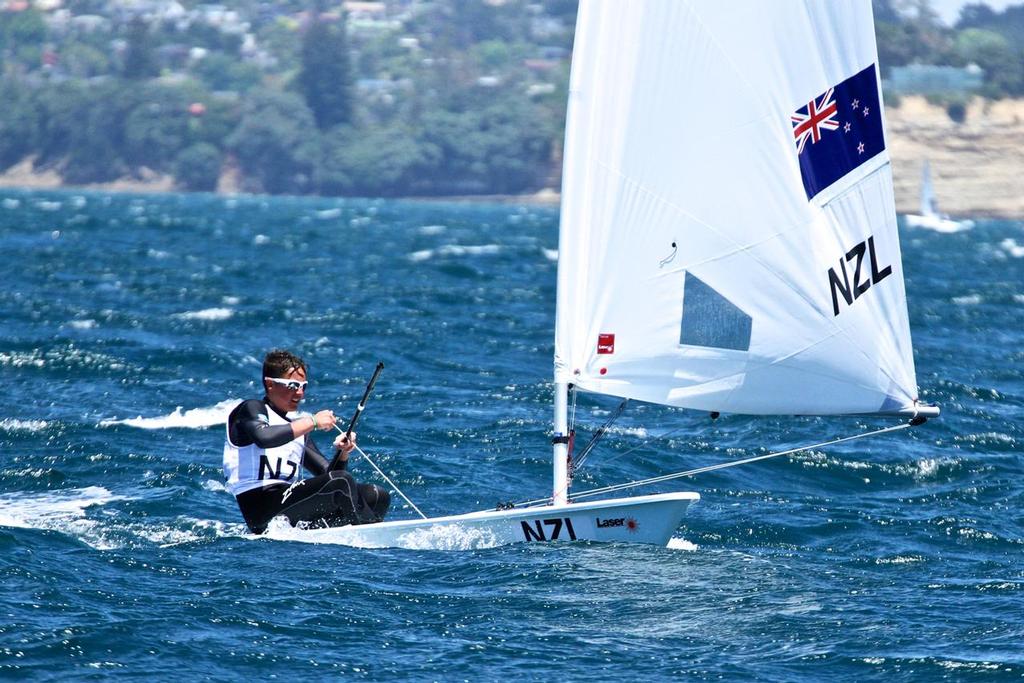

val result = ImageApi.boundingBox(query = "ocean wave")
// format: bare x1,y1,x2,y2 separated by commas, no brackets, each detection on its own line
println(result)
1000,238,1024,258
315,207,342,220
667,537,698,551
0,486,128,550
0,418,49,433
408,244,502,262
172,307,234,321
99,398,239,429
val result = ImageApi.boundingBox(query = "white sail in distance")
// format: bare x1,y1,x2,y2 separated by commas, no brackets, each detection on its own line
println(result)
554,0,925,417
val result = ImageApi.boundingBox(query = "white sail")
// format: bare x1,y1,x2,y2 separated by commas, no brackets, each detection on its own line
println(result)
920,159,937,216
554,0,923,417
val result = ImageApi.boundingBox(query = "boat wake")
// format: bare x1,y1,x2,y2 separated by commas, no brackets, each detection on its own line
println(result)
99,399,239,429
261,517,503,551
0,485,249,549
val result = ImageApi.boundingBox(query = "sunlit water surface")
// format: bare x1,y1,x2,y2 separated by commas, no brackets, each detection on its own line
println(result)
0,190,1021,680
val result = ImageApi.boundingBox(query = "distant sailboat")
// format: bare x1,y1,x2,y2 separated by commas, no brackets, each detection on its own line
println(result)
296,0,938,550
905,160,974,232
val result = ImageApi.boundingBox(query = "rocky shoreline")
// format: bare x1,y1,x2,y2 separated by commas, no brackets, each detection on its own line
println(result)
1,96,1020,218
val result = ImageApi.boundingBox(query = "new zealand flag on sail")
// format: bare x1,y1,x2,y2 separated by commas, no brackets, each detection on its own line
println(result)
791,64,885,201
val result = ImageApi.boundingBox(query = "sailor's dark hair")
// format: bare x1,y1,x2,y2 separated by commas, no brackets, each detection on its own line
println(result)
262,349,307,380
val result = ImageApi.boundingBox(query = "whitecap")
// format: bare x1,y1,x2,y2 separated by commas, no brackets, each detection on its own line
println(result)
542,248,558,261
2,198,20,209
315,208,342,219
68,319,97,330
1001,238,1024,258
99,398,240,429
253,234,270,245
608,425,649,438
952,294,982,305
172,307,234,321
438,244,500,257
419,224,446,235
0,418,48,433
409,244,502,261
667,537,698,551
221,296,241,305
203,479,228,493
874,555,925,565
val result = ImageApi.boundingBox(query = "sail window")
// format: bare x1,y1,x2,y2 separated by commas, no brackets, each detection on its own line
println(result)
679,272,752,351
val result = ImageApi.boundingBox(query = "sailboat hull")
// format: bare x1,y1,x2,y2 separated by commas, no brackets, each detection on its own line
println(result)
904,213,974,233
278,492,700,550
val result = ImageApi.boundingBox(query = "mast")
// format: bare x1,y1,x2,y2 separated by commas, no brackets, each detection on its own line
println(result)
552,381,569,505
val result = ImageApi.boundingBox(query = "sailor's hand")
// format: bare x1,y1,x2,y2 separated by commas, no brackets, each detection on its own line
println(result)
311,410,337,431
333,432,356,458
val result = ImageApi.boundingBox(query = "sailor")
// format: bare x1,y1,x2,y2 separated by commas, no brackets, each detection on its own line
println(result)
223,349,390,533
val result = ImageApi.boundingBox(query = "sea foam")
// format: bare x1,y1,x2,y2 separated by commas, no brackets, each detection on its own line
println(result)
100,399,240,429
172,307,234,321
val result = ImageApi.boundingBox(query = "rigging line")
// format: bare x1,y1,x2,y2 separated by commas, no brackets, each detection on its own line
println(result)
352,443,427,519
573,398,629,472
334,425,427,519
571,422,913,502
515,421,913,508
569,384,578,432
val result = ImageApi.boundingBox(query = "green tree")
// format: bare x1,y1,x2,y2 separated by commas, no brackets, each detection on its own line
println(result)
122,17,159,80
62,84,134,183
314,124,438,196
227,89,318,194
297,9,353,130
954,28,1024,96
0,8,46,72
0,79,39,169
420,90,553,195
174,143,222,192
193,52,262,93
123,85,194,172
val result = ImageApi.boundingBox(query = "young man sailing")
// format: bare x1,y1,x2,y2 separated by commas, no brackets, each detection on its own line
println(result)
223,349,390,534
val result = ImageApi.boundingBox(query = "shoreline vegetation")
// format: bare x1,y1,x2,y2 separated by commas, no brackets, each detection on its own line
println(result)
1,0,1021,217
0,96,1019,218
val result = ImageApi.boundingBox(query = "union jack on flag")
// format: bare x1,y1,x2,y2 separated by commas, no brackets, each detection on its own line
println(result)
791,64,885,201
791,88,840,154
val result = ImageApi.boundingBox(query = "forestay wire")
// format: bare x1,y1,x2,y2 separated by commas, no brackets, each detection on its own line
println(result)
516,421,915,508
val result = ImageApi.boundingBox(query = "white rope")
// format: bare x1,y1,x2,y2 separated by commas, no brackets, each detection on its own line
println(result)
517,421,913,507
333,425,427,519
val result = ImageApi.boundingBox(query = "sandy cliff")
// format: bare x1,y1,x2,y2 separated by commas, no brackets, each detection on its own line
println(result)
887,96,1024,218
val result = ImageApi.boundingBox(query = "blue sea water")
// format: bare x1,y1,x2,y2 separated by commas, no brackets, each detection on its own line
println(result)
0,188,1021,681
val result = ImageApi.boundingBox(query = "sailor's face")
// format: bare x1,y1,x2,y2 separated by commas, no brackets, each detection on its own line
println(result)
265,366,307,414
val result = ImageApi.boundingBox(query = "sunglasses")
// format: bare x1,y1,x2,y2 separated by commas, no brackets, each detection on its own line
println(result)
265,377,308,392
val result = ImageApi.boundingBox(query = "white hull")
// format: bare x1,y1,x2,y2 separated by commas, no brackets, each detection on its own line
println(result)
904,213,973,233
277,492,699,550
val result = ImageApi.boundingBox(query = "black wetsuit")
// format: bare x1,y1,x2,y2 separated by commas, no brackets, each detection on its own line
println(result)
226,398,390,534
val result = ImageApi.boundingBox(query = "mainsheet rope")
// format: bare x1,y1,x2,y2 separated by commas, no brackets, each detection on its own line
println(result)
334,424,427,519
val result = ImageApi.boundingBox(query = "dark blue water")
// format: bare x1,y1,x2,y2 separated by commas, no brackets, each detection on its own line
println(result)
0,189,1020,680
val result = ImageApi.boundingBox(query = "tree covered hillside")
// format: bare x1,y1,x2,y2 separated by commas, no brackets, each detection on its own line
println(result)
0,0,1019,196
